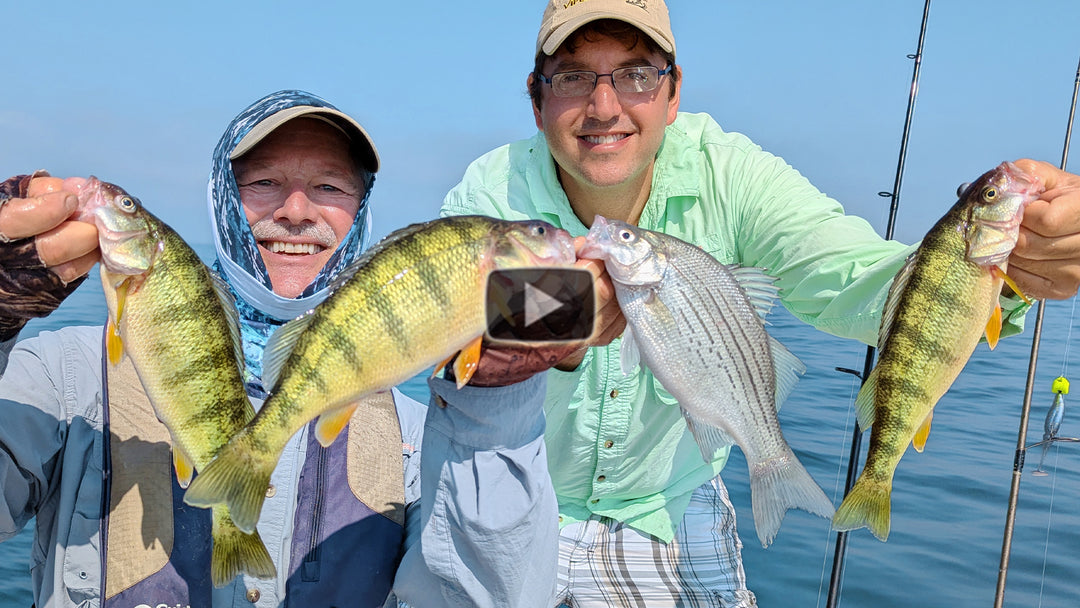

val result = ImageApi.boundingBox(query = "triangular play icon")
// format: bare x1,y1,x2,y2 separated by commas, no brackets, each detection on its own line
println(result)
524,281,566,327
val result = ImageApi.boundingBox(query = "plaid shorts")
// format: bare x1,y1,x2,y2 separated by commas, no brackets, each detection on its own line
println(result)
554,476,756,608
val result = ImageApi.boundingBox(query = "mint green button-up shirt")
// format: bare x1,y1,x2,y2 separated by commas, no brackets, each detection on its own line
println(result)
441,112,1027,542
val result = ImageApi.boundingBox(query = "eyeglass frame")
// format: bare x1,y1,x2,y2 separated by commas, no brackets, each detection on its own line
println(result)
535,64,674,98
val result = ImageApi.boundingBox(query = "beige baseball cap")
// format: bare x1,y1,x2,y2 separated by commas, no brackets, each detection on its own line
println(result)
536,0,675,57
230,105,380,173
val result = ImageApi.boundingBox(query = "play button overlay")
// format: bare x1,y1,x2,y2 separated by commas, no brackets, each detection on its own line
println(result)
486,268,595,343
524,281,564,327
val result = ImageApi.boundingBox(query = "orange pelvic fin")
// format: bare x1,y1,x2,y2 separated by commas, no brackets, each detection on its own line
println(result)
105,277,136,366
992,265,1032,305
985,303,1002,350
105,317,125,366
912,410,934,453
433,353,455,377
314,401,360,447
453,337,484,389
173,447,195,489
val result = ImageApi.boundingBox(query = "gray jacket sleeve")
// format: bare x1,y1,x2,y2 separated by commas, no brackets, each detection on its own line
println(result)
390,373,558,608
0,327,102,541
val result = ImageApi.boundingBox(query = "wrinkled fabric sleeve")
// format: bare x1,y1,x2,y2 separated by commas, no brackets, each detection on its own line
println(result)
391,374,558,608
441,175,506,220
0,333,71,539
716,146,1028,344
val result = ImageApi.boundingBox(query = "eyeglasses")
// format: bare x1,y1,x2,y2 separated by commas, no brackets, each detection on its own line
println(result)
537,65,672,98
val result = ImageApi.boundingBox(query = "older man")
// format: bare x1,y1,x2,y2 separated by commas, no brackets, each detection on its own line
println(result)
0,90,559,608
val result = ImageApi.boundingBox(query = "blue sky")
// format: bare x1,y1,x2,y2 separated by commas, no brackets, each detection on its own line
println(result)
6,1,1079,247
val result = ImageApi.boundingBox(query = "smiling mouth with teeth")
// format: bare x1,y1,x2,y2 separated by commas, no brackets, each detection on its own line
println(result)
582,134,628,144
262,241,325,255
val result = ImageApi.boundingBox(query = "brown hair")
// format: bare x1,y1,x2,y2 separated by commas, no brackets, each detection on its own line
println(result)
530,19,678,110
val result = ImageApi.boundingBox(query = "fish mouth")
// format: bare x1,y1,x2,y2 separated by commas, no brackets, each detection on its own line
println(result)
495,224,577,268
577,240,604,260
579,216,613,260
557,231,577,263
537,229,577,265
73,176,106,224
1001,161,1045,197
975,161,1046,229
973,208,1024,231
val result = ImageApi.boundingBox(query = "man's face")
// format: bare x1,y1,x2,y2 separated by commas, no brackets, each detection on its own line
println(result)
532,32,679,199
232,118,363,298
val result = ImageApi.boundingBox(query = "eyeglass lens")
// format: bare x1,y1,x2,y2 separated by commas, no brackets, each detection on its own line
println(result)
549,66,664,97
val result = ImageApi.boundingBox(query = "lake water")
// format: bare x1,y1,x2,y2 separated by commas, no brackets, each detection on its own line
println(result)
2,257,1078,607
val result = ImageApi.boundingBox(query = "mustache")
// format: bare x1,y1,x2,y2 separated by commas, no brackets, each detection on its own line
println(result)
580,117,621,131
250,218,337,248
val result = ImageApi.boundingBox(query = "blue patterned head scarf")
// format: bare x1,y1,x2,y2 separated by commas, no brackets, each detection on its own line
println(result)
207,90,377,388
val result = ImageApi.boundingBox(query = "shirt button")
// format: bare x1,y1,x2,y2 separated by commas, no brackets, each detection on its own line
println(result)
590,499,600,504
609,389,619,399
604,440,614,448
558,515,564,523
246,588,261,603
597,475,606,482
265,484,276,498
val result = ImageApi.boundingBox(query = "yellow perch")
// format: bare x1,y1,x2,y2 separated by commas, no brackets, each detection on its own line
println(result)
77,177,275,586
183,215,577,533
832,162,1044,541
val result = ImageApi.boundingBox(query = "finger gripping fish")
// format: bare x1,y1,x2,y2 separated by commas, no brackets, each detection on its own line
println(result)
831,161,1045,541
183,215,577,533
581,216,834,548
77,177,275,586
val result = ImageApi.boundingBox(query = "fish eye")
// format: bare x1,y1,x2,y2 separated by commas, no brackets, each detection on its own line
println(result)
619,230,634,241
534,225,546,236
118,196,138,213
981,186,998,202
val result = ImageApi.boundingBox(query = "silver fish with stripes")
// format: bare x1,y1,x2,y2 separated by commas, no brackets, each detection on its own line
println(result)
580,215,835,547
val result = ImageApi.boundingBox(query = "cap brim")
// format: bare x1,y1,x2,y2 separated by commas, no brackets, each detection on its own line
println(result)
230,105,380,173
539,11,674,56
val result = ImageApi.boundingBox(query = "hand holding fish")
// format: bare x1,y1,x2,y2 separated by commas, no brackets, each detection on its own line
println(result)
467,250,625,383
0,174,99,282
466,341,586,386
1007,159,1080,300
0,173,97,339
549,239,628,371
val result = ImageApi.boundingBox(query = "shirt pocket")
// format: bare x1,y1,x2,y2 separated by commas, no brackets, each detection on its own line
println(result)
650,375,681,407
61,512,100,605
62,421,103,603
698,233,734,264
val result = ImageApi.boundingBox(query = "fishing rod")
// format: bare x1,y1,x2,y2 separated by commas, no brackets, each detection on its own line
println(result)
825,1,931,605
993,53,1080,608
